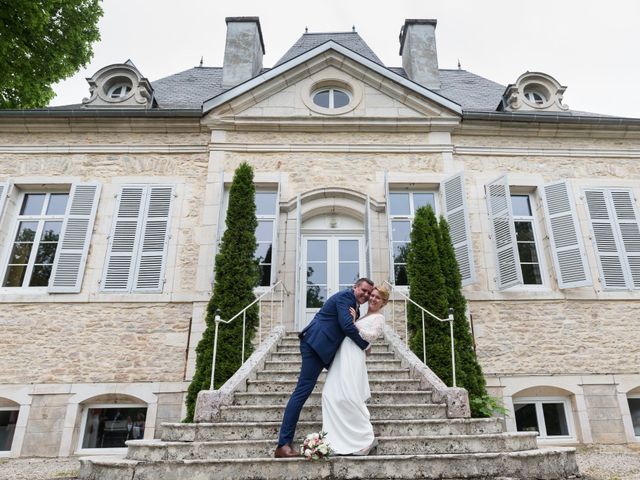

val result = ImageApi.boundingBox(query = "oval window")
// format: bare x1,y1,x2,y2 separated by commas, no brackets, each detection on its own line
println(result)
312,88,351,109
524,89,546,105
107,83,132,99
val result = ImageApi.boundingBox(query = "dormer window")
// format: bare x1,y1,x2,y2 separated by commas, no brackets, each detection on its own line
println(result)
502,72,568,113
313,88,351,109
107,83,132,99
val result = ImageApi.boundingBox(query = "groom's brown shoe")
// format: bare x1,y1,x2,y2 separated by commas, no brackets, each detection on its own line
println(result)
274,444,298,458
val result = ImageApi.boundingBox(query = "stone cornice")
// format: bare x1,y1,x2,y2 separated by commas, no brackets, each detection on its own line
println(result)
454,145,640,158
209,142,452,153
0,144,208,154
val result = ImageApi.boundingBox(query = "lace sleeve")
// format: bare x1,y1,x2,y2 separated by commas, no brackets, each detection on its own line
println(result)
356,314,385,343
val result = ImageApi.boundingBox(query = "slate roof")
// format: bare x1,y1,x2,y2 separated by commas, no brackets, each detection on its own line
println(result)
275,31,383,66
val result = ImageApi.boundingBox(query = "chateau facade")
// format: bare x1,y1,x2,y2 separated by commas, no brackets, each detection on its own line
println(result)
0,17,638,457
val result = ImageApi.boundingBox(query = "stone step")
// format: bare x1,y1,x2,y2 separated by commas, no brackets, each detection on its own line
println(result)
278,337,390,348
255,368,411,382
81,448,578,480
246,378,422,393
269,351,396,362
126,432,538,461
161,418,504,442
232,390,434,406
263,359,403,371
217,403,446,422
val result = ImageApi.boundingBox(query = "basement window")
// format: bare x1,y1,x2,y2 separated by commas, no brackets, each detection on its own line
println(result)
79,405,147,450
513,397,573,439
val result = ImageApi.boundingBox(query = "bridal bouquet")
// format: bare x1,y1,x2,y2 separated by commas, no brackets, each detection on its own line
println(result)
300,431,333,460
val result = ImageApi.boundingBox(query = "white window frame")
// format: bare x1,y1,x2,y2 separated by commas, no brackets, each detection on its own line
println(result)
628,394,640,440
509,192,548,290
311,87,352,109
388,189,439,286
513,396,575,441
76,403,148,455
0,406,20,456
0,189,69,292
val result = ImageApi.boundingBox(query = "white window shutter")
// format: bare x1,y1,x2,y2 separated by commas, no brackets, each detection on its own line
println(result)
48,183,102,293
486,175,522,290
610,190,640,288
102,186,145,291
133,185,173,292
442,171,476,286
584,189,627,289
542,180,592,289
0,182,8,220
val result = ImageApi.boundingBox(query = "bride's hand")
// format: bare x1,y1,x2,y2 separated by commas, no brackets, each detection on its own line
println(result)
349,307,357,322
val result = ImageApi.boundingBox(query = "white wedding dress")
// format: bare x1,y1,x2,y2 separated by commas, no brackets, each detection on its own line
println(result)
321,313,385,455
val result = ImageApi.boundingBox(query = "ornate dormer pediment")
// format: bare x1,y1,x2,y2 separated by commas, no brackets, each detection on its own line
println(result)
502,72,568,112
83,60,154,108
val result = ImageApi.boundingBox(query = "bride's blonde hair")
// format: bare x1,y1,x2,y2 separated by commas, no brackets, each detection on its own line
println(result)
373,285,390,304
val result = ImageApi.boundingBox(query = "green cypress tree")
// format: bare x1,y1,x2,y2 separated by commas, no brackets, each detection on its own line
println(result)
437,216,489,417
406,206,449,372
184,163,259,422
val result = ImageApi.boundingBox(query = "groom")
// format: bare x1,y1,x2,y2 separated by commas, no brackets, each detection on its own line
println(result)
274,277,374,458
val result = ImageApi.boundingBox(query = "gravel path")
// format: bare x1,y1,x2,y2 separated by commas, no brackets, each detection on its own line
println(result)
0,444,639,479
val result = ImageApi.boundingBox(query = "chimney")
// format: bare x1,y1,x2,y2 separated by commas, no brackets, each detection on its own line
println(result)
399,19,440,90
222,17,265,89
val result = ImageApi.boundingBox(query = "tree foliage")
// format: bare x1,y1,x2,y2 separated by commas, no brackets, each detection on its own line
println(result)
185,163,259,422
406,206,489,417
0,0,103,108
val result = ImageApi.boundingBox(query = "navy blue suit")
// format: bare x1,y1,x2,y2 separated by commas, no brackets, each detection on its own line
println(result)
277,288,370,447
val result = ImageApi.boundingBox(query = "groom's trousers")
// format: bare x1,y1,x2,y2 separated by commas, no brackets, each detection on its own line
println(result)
277,339,325,447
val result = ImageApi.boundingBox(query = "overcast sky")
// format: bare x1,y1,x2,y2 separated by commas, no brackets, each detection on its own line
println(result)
51,0,640,118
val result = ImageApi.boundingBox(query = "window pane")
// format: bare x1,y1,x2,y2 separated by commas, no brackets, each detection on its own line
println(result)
542,403,569,436
35,242,59,264
3,265,27,287
394,264,408,285
46,193,69,215
393,243,408,264
306,262,327,285
333,90,349,108
82,407,147,449
307,240,327,262
313,90,330,108
389,193,410,215
20,194,45,215
255,192,277,216
392,221,411,242
521,263,542,285
306,286,326,308
9,243,33,264
629,398,640,436
413,193,436,211
517,242,539,263
15,221,38,242
256,220,273,242
515,221,535,241
339,263,359,285
258,265,271,287
0,410,18,451
41,221,62,241
511,195,532,216
255,243,272,263
29,265,52,287
514,403,539,433
339,240,358,262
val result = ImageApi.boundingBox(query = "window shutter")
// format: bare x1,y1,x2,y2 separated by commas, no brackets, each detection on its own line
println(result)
610,190,640,288
364,194,372,278
542,180,592,289
132,185,173,291
384,170,394,283
442,171,476,286
584,189,627,289
0,182,8,220
486,175,522,290
48,183,101,293
102,186,145,291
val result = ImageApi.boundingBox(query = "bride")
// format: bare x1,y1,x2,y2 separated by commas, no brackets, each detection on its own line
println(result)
321,285,389,455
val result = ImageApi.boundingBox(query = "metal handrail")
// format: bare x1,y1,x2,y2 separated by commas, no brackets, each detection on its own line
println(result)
210,281,290,390
383,280,457,387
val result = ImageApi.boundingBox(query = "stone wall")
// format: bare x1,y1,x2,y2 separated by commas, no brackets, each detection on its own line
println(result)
20,393,70,457
0,303,192,384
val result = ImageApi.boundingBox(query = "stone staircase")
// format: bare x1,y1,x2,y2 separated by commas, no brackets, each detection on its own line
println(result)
80,330,578,479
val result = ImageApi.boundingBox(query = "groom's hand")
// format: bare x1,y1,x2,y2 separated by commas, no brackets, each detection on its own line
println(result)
365,344,372,356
